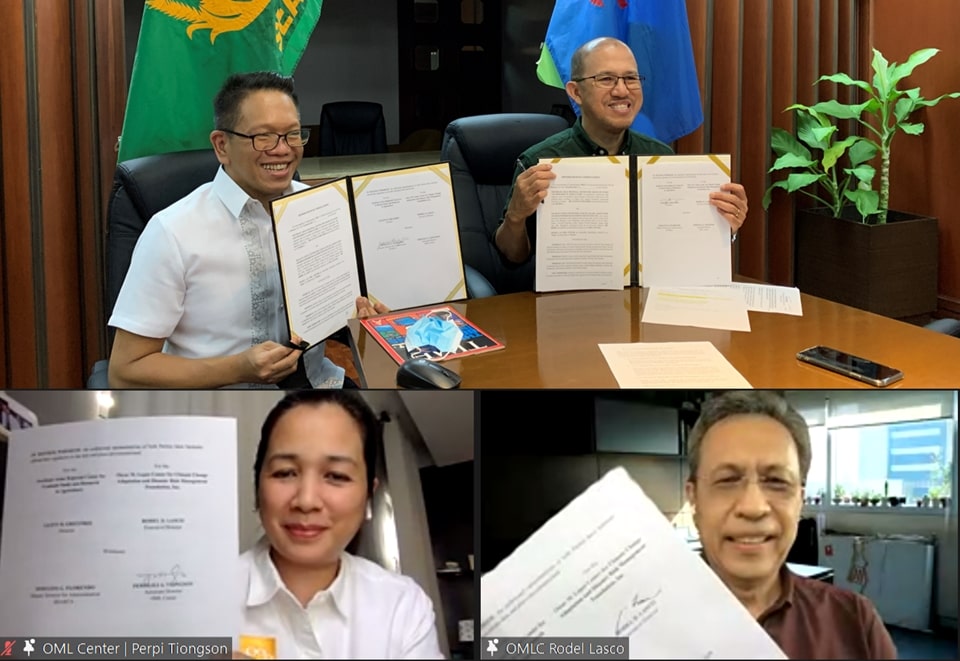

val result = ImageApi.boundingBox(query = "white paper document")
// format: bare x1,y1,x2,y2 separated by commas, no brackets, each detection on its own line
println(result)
642,286,751,332
597,341,752,388
273,182,363,347
480,467,785,659
640,157,732,287
536,158,627,292
353,164,466,310
0,417,244,637
725,283,803,316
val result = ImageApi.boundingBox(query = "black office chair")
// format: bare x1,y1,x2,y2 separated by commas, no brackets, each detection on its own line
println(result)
318,101,388,156
925,318,960,337
87,149,224,388
440,113,569,296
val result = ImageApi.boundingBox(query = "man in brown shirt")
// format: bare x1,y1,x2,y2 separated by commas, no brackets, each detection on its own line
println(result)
686,392,898,659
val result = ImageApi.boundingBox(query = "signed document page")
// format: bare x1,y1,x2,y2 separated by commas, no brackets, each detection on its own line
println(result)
272,182,363,347
0,417,243,637
536,157,627,292
640,156,732,287
480,468,785,659
352,163,466,310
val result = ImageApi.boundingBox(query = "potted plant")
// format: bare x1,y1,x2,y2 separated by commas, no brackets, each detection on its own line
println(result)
813,489,823,506
928,485,942,506
832,484,844,505
869,492,882,507
887,495,900,507
762,47,959,318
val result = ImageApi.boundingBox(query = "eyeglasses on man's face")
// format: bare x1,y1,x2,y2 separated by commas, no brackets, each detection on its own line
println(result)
219,128,310,151
572,73,645,90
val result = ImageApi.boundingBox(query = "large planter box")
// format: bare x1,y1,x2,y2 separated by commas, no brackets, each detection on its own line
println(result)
795,207,938,318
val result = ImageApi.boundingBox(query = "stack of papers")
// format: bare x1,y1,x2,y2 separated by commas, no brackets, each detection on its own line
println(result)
480,468,786,659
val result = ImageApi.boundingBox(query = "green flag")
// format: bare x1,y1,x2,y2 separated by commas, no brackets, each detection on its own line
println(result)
535,43,564,89
119,0,323,162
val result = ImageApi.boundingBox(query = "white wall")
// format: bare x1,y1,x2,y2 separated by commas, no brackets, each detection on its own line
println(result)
358,391,450,655
3,390,99,425
124,0,401,143
802,505,958,629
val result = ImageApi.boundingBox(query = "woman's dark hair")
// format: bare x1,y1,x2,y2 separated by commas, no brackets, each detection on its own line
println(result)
254,391,380,505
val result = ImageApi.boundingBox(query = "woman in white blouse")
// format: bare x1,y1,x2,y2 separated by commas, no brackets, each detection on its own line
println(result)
236,391,445,659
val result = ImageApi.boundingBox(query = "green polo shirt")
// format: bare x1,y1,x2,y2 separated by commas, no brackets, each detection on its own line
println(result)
502,117,673,260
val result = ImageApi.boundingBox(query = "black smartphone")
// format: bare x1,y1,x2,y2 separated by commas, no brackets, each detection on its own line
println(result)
796,345,904,387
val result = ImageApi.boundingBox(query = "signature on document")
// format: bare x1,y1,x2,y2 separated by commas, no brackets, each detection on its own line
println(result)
135,564,188,583
615,587,663,636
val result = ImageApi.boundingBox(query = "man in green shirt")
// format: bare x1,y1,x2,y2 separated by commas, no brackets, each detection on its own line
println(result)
496,37,749,264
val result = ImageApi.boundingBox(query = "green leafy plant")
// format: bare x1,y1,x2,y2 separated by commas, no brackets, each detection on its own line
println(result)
833,484,845,500
763,47,959,223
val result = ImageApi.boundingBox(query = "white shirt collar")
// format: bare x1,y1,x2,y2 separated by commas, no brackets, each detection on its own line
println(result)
212,166,298,220
247,535,351,620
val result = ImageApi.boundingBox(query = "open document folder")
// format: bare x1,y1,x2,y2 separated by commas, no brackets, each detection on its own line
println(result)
271,163,466,349
0,417,245,638
480,468,786,659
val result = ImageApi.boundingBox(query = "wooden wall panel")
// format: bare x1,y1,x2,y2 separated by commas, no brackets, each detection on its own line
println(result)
73,0,106,382
796,0,818,108
737,0,770,279
36,0,84,387
0,0,123,387
768,0,797,285
0,1,39,387
708,1,741,170
677,0,707,155
865,0,960,316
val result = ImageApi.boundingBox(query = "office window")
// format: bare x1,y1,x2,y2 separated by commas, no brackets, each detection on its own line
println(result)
804,426,827,502
831,419,954,503
788,390,956,510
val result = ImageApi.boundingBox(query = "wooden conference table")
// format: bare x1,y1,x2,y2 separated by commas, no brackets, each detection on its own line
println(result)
348,287,960,389
299,151,442,184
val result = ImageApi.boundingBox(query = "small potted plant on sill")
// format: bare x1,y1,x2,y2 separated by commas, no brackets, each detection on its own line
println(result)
832,484,844,505
928,486,942,507
762,47,959,318
813,489,823,506
869,492,882,507
887,495,900,507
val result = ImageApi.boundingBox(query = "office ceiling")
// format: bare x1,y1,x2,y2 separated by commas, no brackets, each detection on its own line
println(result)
398,391,474,467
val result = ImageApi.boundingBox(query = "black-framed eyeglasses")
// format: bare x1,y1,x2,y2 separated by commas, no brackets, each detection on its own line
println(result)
218,128,310,151
572,74,645,90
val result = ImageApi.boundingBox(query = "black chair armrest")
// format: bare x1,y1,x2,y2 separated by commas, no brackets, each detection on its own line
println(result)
465,264,498,299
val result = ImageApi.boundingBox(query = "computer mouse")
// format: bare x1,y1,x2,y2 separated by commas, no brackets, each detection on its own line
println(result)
396,357,462,390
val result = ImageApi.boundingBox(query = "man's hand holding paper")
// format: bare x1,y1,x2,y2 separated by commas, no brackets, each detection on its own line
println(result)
480,467,786,659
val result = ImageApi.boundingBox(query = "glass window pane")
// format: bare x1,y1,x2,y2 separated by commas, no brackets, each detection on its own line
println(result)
830,419,954,504
804,425,827,502
827,390,955,426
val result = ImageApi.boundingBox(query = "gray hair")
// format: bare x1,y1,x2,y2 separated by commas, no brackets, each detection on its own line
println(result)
687,391,811,485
